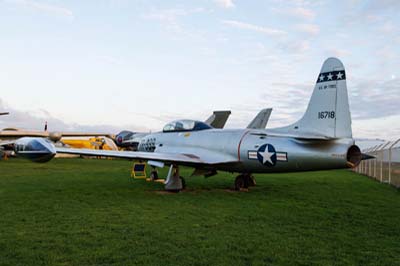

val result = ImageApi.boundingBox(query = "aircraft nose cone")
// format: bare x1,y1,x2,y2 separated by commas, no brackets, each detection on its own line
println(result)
15,137,56,163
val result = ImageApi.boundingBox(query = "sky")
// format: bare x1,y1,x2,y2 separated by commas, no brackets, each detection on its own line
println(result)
0,0,399,140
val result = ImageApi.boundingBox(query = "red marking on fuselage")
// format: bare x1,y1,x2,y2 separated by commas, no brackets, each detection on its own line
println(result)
237,130,251,161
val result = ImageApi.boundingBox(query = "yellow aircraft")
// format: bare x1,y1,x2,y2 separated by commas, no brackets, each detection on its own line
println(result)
61,137,119,151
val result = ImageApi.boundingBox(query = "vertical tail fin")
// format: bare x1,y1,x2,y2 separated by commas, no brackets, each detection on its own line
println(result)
271,57,352,138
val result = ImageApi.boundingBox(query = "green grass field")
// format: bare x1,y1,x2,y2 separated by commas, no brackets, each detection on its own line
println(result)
0,158,399,266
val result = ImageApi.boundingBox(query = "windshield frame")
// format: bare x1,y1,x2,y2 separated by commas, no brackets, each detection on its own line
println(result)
162,120,213,133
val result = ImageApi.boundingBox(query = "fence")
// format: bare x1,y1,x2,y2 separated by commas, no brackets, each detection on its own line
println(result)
353,139,400,188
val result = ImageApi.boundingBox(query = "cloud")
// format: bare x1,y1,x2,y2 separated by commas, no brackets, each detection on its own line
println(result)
223,75,400,141
294,23,319,35
278,39,310,53
226,75,400,137
350,78,400,120
352,115,400,140
378,21,395,34
222,20,287,36
325,48,351,58
143,8,189,23
4,0,74,18
376,46,395,60
340,1,400,27
287,7,315,19
222,81,314,129
267,78,400,123
363,0,400,11
0,98,145,133
214,0,235,9
96,55,122,65
273,7,315,20
143,8,206,34
143,7,206,22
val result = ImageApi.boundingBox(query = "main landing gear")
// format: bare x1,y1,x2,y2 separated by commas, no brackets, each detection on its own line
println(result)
234,173,256,191
164,164,186,192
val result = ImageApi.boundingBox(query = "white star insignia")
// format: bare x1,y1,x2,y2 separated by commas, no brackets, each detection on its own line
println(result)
327,73,333,80
319,74,325,81
258,146,275,165
336,72,343,79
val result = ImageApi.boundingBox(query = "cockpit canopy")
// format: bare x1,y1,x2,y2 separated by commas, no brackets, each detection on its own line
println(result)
163,120,213,132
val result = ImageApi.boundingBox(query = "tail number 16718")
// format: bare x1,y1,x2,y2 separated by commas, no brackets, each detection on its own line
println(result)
318,111,335,119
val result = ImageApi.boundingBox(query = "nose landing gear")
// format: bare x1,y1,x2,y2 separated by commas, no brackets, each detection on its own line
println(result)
234,174,256,191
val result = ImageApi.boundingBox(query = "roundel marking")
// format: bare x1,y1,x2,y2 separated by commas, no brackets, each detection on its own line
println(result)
256,144,277,167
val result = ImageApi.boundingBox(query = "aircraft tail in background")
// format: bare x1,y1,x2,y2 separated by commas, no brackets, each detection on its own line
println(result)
205,110,231,129
247,108,272,129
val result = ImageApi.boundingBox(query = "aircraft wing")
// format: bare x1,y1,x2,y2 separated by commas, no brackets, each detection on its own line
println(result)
0,130,49,139
0,130,114,142
55,147,238,166
0,140,16,146
60,132,115,138
247,108,272,129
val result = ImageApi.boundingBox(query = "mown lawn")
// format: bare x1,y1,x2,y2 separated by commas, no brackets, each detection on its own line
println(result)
0,158,399,266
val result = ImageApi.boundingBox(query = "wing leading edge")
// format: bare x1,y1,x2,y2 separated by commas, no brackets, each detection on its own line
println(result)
55,147,237,166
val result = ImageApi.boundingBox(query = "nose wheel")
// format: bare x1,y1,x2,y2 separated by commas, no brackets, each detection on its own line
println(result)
150,167,159,181
180,176,186,190
234,174,256,191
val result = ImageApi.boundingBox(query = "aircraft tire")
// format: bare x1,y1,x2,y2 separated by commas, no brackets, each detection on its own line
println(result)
234,175,245,190
180,176,186,190
248,175,256,187
150,171,158,180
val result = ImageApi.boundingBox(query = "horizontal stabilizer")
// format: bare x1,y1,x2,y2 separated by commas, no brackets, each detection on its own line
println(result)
258,131,335,140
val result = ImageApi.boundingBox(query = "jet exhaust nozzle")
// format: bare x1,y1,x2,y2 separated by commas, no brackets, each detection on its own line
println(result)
14,137,56,163
346,145,362,168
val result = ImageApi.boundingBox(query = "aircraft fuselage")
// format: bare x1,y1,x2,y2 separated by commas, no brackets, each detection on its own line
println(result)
138,129,357,173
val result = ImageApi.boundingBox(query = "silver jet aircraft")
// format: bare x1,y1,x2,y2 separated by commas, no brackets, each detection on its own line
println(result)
15,58,364,191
